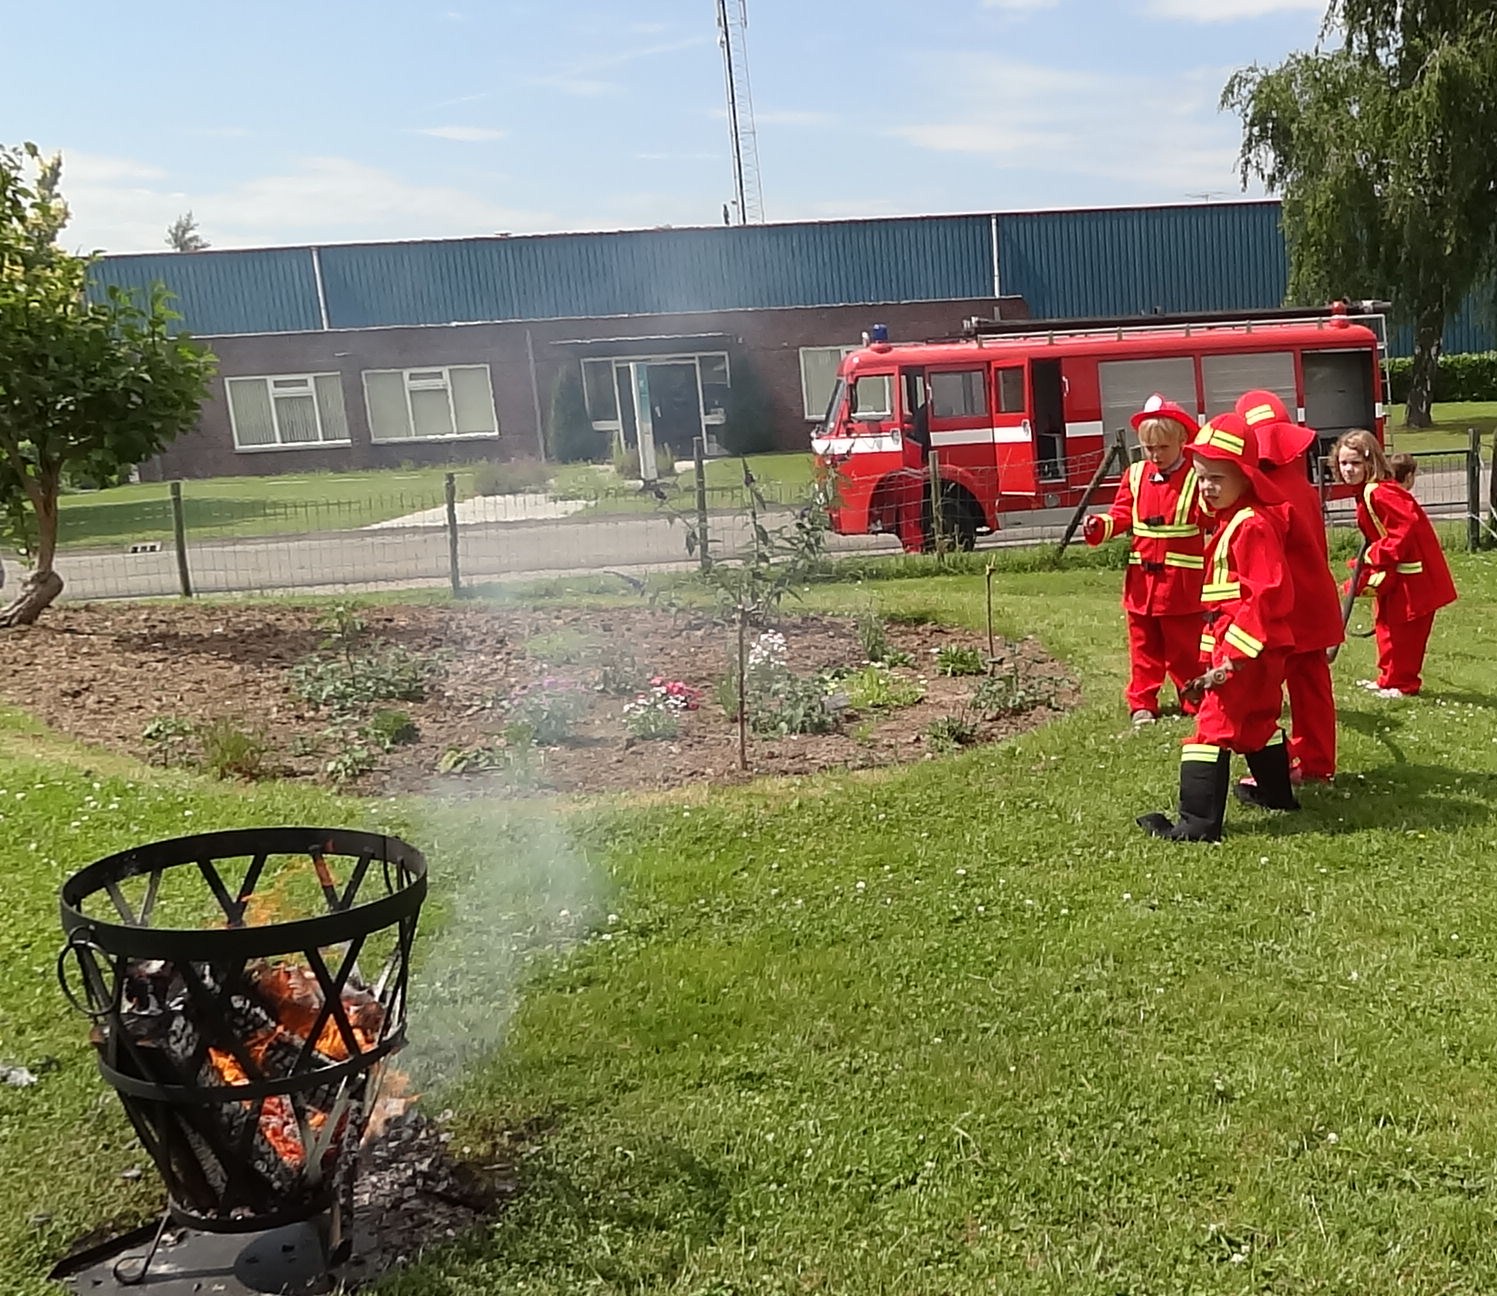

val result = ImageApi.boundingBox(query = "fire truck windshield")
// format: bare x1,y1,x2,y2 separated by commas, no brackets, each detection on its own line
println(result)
819,378,847,435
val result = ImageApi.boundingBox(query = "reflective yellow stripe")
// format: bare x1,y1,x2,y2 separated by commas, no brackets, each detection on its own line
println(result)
1207,507,1255,598
1173,468,1198,527
1396,561,1423,574
1128,552,1142,565
1224,624,1264,659
1127,460,1145,538
1363,481,1388,538
1201,582,1241,602
1195,424,1246,454
1366,570,1387,588
1134,523,1199,538
1163,552,1204,569
1199,633,1215,654
1243,402,1276,426
1099,515,1116,542
1182,743,1222,763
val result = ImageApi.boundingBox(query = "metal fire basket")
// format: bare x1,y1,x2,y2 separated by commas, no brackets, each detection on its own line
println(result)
56,828,426,1278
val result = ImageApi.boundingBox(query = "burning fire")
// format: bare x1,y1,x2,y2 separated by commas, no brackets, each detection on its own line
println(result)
203,960,385,1169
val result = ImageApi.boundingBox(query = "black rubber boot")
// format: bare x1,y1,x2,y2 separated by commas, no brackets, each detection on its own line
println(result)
1138,746,1230,842
1234,735,1301,812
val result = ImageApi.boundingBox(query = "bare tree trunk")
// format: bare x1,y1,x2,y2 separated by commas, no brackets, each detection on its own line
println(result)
1403,306,1445,430
0,483,63,627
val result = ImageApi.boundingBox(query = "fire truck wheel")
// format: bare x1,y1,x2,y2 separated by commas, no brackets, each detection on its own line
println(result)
922,488,980,552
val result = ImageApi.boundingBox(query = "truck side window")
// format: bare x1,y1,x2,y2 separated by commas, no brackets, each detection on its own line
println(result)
930,370,986,418
851,374,892,420
995,367,1025,413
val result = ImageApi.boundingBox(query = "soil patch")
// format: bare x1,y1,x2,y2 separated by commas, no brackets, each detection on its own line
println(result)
0,603,1078,795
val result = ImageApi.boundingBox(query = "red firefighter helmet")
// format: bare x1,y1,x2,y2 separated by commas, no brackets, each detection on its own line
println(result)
1129,392,1197,437
1188,412,1285,504
1234,389,1315,467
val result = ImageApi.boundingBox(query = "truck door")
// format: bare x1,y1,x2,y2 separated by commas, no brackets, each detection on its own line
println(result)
924,365,996,485
991,363,1037,497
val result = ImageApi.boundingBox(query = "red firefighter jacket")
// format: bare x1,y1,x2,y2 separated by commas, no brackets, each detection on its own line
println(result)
1093,458,1207,616
1351,480,1458,620
1198,501,1294,667
1266,466,1344,653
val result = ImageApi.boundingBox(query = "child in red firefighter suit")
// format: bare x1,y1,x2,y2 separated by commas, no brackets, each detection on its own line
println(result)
1138,412,1299,841
1082,394,1208,725
1234,390,1344,783
1334,429,1457,696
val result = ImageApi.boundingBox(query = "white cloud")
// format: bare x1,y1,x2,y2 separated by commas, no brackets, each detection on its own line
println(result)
1142,0,1324,19
887,55,1255,197
51,152,550,252
982,0,1061,10
416,125,508,142
532,34,713,97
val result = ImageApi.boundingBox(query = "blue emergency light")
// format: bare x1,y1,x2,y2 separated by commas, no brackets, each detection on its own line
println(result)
869,323,889,343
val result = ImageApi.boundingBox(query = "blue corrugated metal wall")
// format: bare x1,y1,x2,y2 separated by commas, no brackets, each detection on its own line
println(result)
316,217,993,328
85,204,1494,356
996,203,1287,319
89,247,322,335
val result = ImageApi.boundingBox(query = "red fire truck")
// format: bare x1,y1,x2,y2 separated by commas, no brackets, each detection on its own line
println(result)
812,303,1387,551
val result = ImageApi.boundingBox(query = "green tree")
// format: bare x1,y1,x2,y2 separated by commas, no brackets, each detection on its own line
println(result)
545,365,603,463
0,143,216,624
165,211,209,252
1223,2,1497,427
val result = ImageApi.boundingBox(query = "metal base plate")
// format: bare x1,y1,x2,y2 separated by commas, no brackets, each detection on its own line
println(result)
54,1219,335,1295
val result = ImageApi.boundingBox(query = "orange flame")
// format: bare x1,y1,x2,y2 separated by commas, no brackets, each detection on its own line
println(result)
207,1036,327,1169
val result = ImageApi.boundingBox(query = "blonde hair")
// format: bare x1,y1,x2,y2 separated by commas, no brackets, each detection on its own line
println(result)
1331,429,1393,482
1135,415,1188,444
1389,452,1418,485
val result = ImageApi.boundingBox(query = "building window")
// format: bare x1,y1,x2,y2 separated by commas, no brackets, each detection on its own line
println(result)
226,374,350,450
581,359,619,426
930,369,986,418
578,351,731,437
363,365,498,443
799,346,853,420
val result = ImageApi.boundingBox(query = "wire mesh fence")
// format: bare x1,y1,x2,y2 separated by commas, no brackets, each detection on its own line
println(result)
32,432,1497,605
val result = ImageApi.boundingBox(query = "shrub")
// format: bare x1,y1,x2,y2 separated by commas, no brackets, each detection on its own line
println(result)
365,708,418,749
841,664,926,711
506,677,592,745
720,630,838,735
622,677,703,741
612,446,642,481
325,744,378,784
143,715,197,767
546,366,605,463
926,712,979,754
472,458,552,497
935,645,986,677
289,645,431,712
1384,351,1497,404
197,719,271,781
972,670,1059,718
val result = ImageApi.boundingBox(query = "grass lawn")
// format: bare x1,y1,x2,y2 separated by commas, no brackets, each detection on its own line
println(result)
1386,401,1497,456
56,464,482,551
7,547,1497,1291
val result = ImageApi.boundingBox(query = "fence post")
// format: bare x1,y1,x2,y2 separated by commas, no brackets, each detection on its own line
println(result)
1055,428,1128,558
1488,428,1497,543
693,435,711,572
928,450,944,554
169,480,192,598
1467,426,1482,552
444,472,462,596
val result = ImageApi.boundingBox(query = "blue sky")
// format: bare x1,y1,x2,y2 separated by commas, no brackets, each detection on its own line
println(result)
0,0,1329,253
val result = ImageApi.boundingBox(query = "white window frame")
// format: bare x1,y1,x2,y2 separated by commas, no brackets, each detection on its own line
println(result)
226,372,350,452
799,346,856,421
361,364,500,444
581,351,731,435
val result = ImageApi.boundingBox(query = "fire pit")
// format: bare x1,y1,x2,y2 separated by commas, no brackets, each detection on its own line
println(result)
53,827,426,1291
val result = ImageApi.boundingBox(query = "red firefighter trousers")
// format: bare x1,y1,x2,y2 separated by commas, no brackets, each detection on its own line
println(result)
1284,648,1337,780
1191,650,1288,754
1126,611,1203,715
1374,610,1436,694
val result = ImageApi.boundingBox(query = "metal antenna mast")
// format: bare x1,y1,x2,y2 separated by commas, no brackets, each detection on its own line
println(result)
716,0,764,223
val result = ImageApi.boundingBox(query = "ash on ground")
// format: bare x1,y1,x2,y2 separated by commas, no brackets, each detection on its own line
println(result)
339,1110,514,1289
